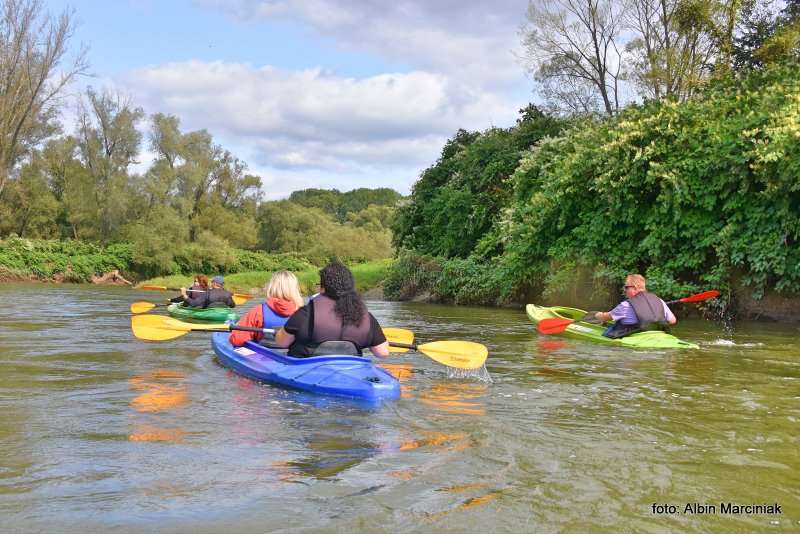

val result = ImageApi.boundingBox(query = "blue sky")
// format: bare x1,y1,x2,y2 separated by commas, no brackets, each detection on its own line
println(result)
46,0,535,199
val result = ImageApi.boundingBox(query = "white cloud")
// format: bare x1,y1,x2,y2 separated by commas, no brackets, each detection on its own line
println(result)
125,60,523,196
195,0,530,88
106,1,536,198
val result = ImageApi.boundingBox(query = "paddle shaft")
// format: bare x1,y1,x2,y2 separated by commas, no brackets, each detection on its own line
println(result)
198,325,276,334
389,342,418,351
538,290,719,335
665,290,719,305
141,285,251,300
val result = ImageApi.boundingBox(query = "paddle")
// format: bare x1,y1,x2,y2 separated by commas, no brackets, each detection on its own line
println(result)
537,289,720,335
139,285,251,305
130,301,170,314
665,290,719,305
132,314,267,341
131,316,488,370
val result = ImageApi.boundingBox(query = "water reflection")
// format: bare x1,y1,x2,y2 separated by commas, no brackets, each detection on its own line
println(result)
128,424,188,443
128,369,188,443
397,431,471,452
417,383,488,416
380,362,414,398
1,285,798,531
278,421,384,482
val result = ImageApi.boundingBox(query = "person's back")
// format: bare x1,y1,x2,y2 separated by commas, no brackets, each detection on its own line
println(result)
230,271,304,347
171,274,208,304
274,262,389,358
595,274,676,338
286,294,376,357
184,276,235,308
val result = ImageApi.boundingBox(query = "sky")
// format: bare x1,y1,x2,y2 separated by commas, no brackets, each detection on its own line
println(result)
46,0,536,199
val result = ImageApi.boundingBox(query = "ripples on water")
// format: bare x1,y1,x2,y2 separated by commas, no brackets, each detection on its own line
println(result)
0,284,797,531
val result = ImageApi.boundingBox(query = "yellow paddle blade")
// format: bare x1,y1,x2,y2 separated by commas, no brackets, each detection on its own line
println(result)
130,301,157,314
232,294,248,305
383,327,414,353
162,317,232,331
132,314,193,341
417,341,488,370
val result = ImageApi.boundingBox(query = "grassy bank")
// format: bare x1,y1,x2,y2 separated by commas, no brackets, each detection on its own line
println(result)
139,259,393,297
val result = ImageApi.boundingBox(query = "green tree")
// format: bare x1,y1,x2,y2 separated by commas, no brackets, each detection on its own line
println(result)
393,107,565,258
521,0,626,116
0,0,87,196
289,187,402,222
258,200,393,264
0,152,59,237
144,114,262,248
75,88,145,243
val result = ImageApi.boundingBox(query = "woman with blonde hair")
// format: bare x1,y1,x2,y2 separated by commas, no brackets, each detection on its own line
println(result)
230,271,304,346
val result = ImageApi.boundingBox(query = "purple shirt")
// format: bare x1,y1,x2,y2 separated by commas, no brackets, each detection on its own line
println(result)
609,299,676,324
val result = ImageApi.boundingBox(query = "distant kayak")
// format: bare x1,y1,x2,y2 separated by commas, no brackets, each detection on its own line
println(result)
167,303,240,322
527,304,699,349
211,332,401,403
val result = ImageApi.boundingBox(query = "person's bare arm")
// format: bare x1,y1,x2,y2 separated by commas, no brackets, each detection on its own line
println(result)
369,340,390,358
274,328,295,348
595,311,612,322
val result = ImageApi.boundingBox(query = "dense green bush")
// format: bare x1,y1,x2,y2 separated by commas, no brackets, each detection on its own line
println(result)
432,257,505,305
384,251,504,305
233,249,313,273
0,237,135,280
0,236,317,281
382,252,443,300
393,105,567,259
500,63,800,300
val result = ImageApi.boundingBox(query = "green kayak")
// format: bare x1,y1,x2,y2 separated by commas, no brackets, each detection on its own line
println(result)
167,303,240,322
526,304,699,349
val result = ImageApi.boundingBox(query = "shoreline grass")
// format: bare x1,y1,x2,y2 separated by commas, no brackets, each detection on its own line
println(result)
138,259,393,297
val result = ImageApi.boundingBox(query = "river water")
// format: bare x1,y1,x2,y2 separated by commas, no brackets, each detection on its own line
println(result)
0,283,797,532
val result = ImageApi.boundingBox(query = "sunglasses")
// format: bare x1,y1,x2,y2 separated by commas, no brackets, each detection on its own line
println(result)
623,285,636,290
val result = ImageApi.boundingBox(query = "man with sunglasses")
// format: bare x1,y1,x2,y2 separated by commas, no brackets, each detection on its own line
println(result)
594,274,676,339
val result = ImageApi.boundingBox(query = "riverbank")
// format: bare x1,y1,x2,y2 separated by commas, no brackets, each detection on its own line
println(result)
138,259,392,298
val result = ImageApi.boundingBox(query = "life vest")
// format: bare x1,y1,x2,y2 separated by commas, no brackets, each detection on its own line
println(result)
204,288,234,308
293,295,371,357
262,302,290,329
605,291,668,339
628,291,668,330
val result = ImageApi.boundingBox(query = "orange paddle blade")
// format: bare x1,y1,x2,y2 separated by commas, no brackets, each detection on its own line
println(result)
536,317,575,335
679,290,719,303
140,284,169,291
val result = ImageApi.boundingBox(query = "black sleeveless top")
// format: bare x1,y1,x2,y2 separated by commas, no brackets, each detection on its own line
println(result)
282,295,386,357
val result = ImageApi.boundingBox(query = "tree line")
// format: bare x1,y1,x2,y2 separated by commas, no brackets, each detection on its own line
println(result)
521,0,800,115
0,0,402,278
391,3,800,311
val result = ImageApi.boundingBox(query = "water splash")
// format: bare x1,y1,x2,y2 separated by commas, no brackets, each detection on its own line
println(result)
445,364,493,383
709,339,764,347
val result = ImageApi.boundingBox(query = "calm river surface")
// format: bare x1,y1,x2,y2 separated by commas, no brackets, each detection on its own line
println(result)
0,283,798,532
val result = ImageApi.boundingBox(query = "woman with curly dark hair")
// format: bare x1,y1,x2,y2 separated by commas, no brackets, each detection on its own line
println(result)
275,262,390,358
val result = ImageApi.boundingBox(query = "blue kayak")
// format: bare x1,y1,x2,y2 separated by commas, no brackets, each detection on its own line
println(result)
211,332,400,403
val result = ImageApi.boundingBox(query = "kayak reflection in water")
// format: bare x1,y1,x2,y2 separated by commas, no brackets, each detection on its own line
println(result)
594,273,676,339
274,261,390,358
230,270,305,347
